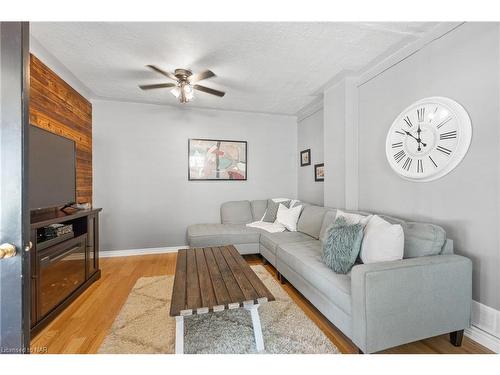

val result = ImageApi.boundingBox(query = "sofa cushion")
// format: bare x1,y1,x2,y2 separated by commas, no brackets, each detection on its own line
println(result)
260,231,313,254
250,199,268,221
297,205,328,239
319,209,337,244
277,240,352,314
321,210,447,259
220,201,253,224
187,223,261,247
403,222,446,258
377,214,446,258
378,214,406,227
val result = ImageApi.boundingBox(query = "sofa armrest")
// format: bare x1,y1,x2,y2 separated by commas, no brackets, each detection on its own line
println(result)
351,254,472,353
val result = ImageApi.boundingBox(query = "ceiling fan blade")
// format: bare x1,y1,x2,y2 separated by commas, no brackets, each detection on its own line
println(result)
146,65,178,81
193,84,225,97
139,83,176,90
188,70,216,83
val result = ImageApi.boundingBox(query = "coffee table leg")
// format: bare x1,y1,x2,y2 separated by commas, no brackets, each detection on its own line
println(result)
175,315,184,354
245,304,264,352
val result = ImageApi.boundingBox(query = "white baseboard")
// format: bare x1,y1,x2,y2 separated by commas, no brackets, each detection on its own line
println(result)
465,326,500,353
100,246,186,258
464,300,500,353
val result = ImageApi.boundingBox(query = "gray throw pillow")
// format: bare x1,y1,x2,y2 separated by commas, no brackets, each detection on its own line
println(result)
322,217,364,274
262,199,290,222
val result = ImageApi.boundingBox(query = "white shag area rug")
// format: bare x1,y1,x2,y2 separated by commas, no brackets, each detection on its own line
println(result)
98,265,339,354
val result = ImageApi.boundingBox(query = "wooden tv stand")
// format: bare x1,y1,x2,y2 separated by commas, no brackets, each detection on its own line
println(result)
30,207,102,335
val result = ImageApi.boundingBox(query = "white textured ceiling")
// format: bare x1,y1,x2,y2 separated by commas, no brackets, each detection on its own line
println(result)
31,22,438,115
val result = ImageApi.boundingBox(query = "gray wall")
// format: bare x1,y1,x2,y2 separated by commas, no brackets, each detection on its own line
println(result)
357,23,500,310
297,108,324,205
92,99,297,251
324,80,346,207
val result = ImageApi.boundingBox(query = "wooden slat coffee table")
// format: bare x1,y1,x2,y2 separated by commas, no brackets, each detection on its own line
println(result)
169,245,275,354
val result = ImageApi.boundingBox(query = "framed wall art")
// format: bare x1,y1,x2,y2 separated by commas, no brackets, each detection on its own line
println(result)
300,149,311,166
188,138,247,180
314,163,324,182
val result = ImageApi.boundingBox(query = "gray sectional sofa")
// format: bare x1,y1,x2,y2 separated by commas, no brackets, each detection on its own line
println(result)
187,199,472,353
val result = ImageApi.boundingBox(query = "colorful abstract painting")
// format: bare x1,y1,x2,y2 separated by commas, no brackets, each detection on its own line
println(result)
188,139,247,180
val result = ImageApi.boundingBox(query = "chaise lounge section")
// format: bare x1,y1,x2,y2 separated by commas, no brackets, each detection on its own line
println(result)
186,199,472,353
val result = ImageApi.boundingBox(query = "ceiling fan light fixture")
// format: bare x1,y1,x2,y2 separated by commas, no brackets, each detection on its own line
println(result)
185,84,194,101
170,86,181,99
171,82,194,103
184,83,193,94
140,65,225,104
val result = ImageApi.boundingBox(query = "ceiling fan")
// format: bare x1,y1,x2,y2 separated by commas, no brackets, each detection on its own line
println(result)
139,65,226,104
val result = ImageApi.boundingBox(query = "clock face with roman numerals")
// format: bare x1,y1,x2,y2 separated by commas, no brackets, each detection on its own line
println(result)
386,97,472,182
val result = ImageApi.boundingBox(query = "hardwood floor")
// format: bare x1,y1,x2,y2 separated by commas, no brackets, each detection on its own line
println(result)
31,253,492,354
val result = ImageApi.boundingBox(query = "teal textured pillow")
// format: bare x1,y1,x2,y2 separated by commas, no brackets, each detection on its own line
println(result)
322,217,364,274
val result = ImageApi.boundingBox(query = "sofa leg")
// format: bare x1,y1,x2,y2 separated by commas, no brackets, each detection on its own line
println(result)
277,272,286,284
450,330,464,347
262,257,268,265
358,348,364,354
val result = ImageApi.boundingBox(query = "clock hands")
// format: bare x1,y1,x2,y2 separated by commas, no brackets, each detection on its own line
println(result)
404,130,427,147
404,130,418,141
416,123,424,151
403,129,427,151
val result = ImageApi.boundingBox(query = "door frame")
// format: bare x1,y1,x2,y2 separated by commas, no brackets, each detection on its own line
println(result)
0,21,30,354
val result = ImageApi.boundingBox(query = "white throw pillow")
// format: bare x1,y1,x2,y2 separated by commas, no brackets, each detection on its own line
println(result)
360,215,404,264
260,197,294,221
275,204,303,232
336,209,372,226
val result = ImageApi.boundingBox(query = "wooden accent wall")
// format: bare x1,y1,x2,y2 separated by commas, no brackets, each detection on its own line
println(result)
29,54,93,204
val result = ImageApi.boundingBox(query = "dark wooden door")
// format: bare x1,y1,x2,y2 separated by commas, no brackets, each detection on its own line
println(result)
0,22,31,354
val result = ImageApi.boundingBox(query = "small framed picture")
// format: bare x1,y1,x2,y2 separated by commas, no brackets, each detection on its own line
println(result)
314,163,324,182
300,149,311,166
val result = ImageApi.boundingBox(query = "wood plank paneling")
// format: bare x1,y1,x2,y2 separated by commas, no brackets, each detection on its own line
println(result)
29,54,93,204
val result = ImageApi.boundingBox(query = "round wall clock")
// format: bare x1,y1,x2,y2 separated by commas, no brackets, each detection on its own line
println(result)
385,96,472,182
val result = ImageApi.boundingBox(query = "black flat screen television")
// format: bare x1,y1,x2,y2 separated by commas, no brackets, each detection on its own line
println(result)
29,125,76,210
